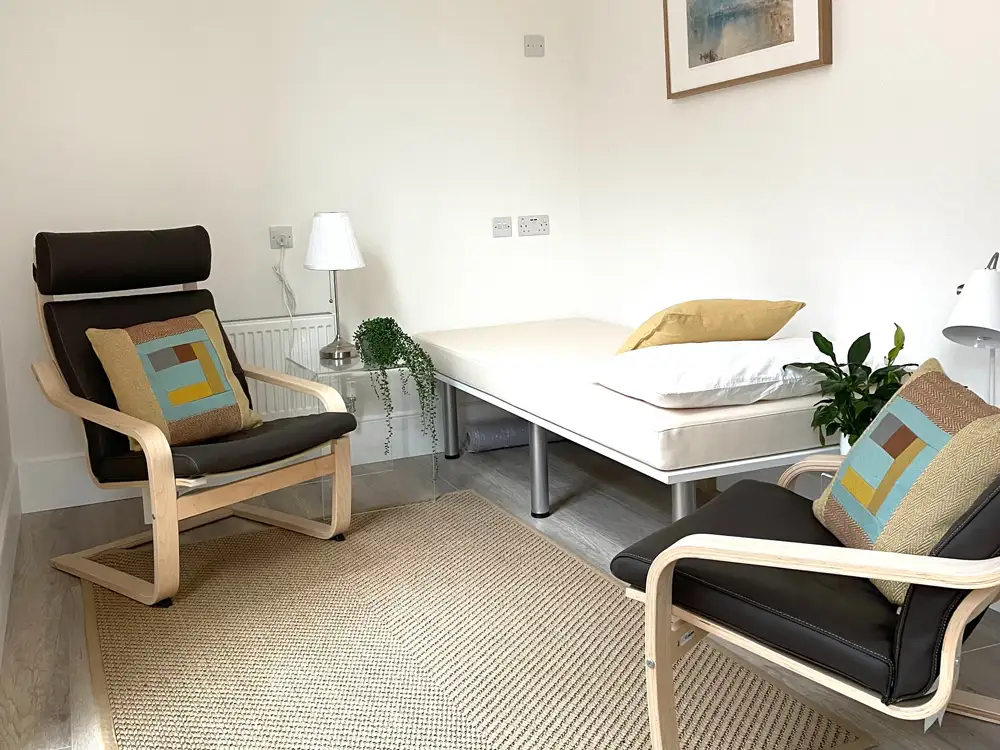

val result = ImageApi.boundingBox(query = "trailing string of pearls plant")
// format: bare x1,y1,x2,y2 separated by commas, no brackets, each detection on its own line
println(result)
353,317,438,457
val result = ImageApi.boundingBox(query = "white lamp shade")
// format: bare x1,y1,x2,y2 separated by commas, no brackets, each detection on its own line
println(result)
304,212,365,271
944,268,1000,349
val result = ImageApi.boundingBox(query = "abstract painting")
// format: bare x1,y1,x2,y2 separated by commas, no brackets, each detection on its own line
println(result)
687,0,794,68
664,0,832,98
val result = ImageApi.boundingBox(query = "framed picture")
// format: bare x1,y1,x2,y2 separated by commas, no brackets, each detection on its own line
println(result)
664,0,832,98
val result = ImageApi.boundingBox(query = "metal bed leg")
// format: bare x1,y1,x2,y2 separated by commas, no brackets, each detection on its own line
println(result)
443,383,460,459
529,423,551,519
672,482,697,522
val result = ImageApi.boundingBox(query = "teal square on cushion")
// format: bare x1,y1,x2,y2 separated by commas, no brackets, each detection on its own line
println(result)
825,394,951,548
842,439,892,490
136,328,238,423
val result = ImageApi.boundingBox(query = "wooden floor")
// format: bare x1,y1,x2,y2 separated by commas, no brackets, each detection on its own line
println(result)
2,442,1000,749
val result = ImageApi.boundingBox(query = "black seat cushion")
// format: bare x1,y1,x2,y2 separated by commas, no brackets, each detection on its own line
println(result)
94,413,357,482
611,480,899,698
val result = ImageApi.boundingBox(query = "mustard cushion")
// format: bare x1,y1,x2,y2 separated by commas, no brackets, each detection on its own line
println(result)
617,299,805,354
814,359,1000,604
87,310,261,449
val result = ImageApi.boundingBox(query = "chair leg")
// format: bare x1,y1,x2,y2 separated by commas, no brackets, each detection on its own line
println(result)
231,437,353,540
52,439,353,606
645,577,682,749
947,690,1000,725
51,476,180,606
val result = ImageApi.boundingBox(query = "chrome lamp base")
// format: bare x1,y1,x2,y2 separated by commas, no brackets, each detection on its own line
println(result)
319,340,357,364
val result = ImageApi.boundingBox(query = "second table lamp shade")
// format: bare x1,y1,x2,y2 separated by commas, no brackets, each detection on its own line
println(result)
305,212,365,363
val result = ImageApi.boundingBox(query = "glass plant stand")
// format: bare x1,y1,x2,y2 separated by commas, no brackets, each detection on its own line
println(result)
282,355,440,514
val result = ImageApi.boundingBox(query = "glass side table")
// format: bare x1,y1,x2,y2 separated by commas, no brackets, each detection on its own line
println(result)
283,355,439,513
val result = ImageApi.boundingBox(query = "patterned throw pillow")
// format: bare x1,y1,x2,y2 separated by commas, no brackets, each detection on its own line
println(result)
87,310,261,448
814,359,1000,604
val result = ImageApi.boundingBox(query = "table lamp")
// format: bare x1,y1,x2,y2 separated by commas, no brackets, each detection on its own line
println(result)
305,212,366,364
943,253,1000,405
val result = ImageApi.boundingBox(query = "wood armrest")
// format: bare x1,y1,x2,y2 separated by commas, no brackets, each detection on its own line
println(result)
778,454,845,489
32,360,176,485
648,533,1000,591
242,365,347,413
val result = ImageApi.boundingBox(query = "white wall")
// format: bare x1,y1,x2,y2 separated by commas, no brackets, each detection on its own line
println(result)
0,0,584,510
3,0,999,512
575,0,1000,395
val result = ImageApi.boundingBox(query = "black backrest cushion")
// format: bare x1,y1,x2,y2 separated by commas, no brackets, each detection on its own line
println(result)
44,290,252,469
35,227,211,295
890,475,1000,703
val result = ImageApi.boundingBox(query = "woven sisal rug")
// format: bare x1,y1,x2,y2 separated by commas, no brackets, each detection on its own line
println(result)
84,491,875,750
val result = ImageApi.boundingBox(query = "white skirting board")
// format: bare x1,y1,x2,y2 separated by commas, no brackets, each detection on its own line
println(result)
0,471,22,664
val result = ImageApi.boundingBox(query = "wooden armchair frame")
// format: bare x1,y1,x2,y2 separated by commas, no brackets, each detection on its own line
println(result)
34,358,353,607
627,455,1000,750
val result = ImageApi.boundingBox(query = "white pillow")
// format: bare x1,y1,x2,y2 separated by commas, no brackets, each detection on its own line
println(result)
593,338,824,409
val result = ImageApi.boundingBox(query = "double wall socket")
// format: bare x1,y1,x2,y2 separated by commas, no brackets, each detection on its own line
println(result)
493,217,513,238
518,215,550,236
269,226,293,250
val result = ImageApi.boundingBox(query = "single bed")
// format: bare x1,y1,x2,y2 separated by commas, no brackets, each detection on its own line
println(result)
416,318,834,520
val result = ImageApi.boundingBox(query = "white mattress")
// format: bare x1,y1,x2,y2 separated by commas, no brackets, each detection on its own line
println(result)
415,318,822,473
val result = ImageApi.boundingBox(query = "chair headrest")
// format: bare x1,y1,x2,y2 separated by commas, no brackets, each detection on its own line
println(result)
34,226,212,295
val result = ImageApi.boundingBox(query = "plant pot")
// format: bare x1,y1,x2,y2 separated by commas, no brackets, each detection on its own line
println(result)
840,434,852,455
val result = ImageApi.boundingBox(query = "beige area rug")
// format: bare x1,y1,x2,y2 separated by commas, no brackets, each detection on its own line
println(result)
84,491,875,750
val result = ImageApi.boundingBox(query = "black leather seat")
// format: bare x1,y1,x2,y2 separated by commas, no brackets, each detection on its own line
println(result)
94,413,357,482
612,478,1000,704
613,482,898,696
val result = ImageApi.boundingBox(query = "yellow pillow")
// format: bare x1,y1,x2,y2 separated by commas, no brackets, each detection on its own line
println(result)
617,299,805,354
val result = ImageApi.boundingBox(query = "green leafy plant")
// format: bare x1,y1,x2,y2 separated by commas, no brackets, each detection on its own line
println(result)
354,317,438,456
785,325,916,447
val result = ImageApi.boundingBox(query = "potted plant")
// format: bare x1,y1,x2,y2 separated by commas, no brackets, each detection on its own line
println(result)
353,317,438,456
786,325,916,452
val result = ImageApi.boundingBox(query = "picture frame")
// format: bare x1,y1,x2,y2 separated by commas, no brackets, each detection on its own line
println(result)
664,0,833,99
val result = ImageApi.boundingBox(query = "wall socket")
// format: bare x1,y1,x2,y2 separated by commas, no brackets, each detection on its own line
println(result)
269,226,293,250
493,217,513,238
518,215,550,237
524,35,545,58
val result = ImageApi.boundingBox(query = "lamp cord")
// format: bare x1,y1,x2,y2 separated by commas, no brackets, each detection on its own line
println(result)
272,239,298,358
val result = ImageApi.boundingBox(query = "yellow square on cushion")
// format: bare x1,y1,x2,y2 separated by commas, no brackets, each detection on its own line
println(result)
87,310,261,449
617,299,805,354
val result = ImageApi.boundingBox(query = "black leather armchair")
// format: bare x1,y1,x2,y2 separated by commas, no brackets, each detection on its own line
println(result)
612,455,1000,750
33,227,357,606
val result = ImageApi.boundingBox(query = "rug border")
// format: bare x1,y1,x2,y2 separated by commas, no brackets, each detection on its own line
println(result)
82,579,121,750
80,489,877,750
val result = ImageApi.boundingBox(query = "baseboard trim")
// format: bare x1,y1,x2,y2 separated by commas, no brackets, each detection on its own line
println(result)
0,470,22,665
18,454,136,514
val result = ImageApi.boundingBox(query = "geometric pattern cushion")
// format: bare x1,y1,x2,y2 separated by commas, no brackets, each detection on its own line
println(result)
814,358,1000,604
86,310,261,449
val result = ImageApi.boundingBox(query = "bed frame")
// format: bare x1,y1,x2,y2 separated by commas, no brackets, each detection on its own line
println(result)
438,374,838,521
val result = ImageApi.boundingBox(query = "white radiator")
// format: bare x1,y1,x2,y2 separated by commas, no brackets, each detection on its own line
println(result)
224,313,335,419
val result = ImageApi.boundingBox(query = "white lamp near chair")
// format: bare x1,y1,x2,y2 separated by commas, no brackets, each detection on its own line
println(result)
943,253,1000,405
305,211,366,364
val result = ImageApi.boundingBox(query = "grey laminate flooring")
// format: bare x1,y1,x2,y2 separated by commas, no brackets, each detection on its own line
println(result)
2,443,999,749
